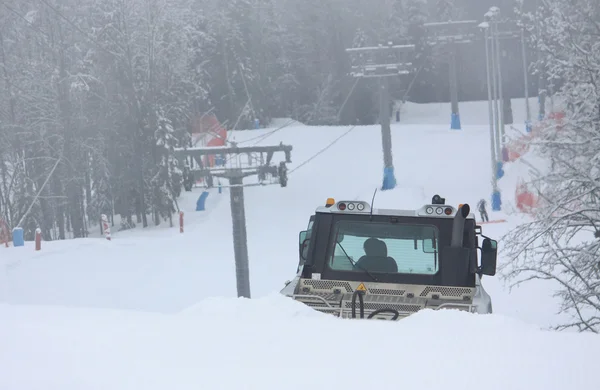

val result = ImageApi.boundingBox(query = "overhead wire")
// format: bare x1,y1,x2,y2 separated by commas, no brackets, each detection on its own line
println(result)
1,1,51,41
212,75,363,183
216,73,360,171
242,76,361,147
287,125,358,176
285,76,362,175
200,76,361,188
287,64,425,179
36,0,122,57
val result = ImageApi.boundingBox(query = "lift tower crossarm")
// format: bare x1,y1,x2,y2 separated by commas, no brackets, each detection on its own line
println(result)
174,144,292,159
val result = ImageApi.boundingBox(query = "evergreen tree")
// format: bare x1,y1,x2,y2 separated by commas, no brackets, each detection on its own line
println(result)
152,112,181,226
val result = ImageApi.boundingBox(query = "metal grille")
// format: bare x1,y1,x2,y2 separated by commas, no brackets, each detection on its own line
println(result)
301,292,340,301
340,311,408,320
297,299,331,308
419,286,473,298
368,288,406,296
344,301,422,313
302,279,353,293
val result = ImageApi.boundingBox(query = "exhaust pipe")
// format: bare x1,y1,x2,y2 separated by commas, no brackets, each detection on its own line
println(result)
450,204,470,248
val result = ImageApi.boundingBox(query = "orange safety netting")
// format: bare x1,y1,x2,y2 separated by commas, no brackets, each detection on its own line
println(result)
189,113,228,171
504,135,532,163
515,180,538,214
504,110,565,164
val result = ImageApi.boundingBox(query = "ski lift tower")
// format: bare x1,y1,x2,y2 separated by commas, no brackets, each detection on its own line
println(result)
174,142,292,298
478,7,527,212
345,42,415,191
424,20,479,130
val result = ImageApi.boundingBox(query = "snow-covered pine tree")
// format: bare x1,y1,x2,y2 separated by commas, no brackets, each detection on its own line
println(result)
434,0,456,21
152,112,181,226
88,147,113,232
502,0,600,333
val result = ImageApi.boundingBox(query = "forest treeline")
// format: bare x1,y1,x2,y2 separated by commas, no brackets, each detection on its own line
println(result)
0,0,535,240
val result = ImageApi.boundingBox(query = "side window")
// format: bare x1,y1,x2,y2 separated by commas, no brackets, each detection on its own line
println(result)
422,238,436,253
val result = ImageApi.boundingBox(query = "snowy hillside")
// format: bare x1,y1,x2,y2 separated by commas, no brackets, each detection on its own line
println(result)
2,296,598,390
1,98,596,389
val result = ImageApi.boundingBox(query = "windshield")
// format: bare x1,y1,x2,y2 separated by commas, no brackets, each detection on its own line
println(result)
329,220,439,275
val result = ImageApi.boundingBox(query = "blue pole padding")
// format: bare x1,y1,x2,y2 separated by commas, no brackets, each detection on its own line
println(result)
496,161,505,180
451,113,461,130
492,190,502,211
12,227,24,247
254,118,260,129
381,166,396,191
525,121,532,133
218,185,222,194
196,191,210,211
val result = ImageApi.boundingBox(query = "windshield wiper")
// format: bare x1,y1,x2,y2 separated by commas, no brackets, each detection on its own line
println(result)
336,242,379,282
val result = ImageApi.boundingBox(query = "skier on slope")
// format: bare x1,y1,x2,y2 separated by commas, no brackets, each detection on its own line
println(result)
477,198,489,223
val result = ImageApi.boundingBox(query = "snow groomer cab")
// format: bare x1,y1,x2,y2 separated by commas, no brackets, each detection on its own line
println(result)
281,195,498,320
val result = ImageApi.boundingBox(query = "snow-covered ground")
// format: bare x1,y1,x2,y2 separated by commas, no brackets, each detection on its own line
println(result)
2,296,598,390
1,98,596,390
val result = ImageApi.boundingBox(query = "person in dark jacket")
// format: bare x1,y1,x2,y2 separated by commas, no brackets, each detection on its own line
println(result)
477,199,489,222
355,238,398,273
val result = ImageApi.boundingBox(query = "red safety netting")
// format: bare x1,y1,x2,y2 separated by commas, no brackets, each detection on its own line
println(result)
503,110,566,164
189,114,228,183
515,179,539,214
503,135,532,163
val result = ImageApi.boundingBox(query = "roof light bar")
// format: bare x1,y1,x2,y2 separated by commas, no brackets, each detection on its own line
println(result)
420,204,456,217
332,201,371,213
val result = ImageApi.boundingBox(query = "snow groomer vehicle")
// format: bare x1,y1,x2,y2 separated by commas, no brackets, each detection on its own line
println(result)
281,195,498,320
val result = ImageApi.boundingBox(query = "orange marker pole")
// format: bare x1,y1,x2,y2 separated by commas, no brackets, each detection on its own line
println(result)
101,214,111,241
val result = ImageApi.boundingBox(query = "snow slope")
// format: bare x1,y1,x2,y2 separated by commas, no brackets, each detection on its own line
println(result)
1,98,595,390
2,295,599,390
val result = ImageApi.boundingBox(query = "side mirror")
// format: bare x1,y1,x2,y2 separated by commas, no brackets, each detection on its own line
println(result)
479,238,497,276
299,231,307,257
300,238,310,260
299,230,307,245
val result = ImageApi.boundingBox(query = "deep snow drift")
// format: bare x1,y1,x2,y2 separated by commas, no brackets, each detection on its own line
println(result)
1,295,599,390
1,98,596,389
